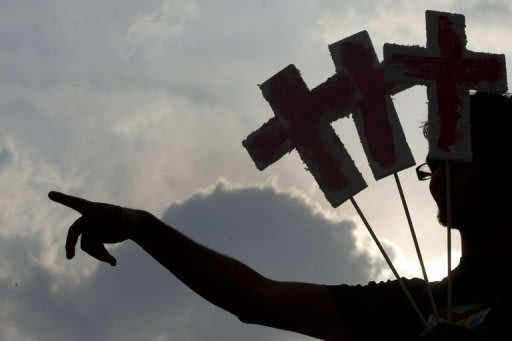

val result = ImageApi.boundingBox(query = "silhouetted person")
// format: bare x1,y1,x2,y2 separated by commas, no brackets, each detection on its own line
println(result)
49,92,511,340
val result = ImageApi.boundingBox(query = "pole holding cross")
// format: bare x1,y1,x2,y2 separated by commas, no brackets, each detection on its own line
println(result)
384,9,508,323
330,30,440,322
243,61,431,327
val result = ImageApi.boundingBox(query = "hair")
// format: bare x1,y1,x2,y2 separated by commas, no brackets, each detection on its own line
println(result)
421,91,512,161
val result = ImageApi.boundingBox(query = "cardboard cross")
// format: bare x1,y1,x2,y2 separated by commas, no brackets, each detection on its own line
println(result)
384,10,508,161
329,30,415,180
242,65,365,207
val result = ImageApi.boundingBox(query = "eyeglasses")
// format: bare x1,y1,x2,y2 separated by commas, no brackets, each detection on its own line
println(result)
415,162,432,181
416,157,481,181
415,157,444,181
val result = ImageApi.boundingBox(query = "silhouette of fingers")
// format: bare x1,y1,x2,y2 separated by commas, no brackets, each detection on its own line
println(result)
65,217,85,259
48,191,90,214
80,234,117,266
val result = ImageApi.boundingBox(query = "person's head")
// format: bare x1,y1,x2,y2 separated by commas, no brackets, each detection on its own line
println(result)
419,92,512,232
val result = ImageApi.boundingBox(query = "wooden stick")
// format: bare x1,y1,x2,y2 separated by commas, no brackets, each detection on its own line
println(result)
393,173,439,323
445,161,453,323
349,197,429,329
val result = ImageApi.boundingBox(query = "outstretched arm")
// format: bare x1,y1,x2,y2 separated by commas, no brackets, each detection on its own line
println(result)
49,191,347,340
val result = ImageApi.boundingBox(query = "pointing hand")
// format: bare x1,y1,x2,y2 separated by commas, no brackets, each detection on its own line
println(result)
49,191,145,266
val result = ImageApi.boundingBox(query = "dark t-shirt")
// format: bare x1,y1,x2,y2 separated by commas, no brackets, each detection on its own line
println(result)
326,255,509,340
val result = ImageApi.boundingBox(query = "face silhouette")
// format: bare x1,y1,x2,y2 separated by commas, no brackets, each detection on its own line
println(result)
428,157,498,231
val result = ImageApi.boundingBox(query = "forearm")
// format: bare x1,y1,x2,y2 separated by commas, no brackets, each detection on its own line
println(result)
130,211,270,320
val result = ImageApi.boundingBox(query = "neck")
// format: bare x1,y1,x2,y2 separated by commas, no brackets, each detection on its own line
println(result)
460,227,512,259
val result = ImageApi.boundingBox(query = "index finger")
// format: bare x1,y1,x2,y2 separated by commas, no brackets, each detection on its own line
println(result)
48,191,90,214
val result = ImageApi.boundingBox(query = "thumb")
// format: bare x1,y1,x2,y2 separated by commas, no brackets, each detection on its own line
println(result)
80,235,117,266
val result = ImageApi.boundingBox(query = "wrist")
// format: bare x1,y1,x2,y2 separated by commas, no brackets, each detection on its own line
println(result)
125,209,154,242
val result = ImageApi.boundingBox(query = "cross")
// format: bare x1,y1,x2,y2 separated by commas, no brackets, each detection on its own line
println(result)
384,10,507,161
329,30,415,180
242,64,365,207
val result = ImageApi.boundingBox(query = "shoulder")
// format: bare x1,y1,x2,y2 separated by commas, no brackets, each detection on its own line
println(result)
325,278,428,340
326,277,427,303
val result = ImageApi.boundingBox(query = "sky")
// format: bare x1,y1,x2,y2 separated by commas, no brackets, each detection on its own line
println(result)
1,0,511,340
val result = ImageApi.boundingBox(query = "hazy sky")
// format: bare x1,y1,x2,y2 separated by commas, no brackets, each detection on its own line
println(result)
1,1,511,340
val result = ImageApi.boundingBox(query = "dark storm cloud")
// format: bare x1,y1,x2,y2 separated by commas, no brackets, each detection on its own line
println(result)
161,182,374,284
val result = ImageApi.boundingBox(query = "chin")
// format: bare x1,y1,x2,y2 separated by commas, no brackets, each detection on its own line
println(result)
437,206,464,228
437,209,482,232
436,206,450,227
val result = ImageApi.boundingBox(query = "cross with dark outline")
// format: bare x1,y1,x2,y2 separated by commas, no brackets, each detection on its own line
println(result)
384,10,507,161
329,30,415,180
242,65,366,208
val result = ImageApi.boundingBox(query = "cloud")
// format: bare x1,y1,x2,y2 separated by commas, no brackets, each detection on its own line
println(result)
1,1,509,339
162,181,377,284
0,139,14,170
125,0,197,57
305,0,512,61
0,182,383,341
